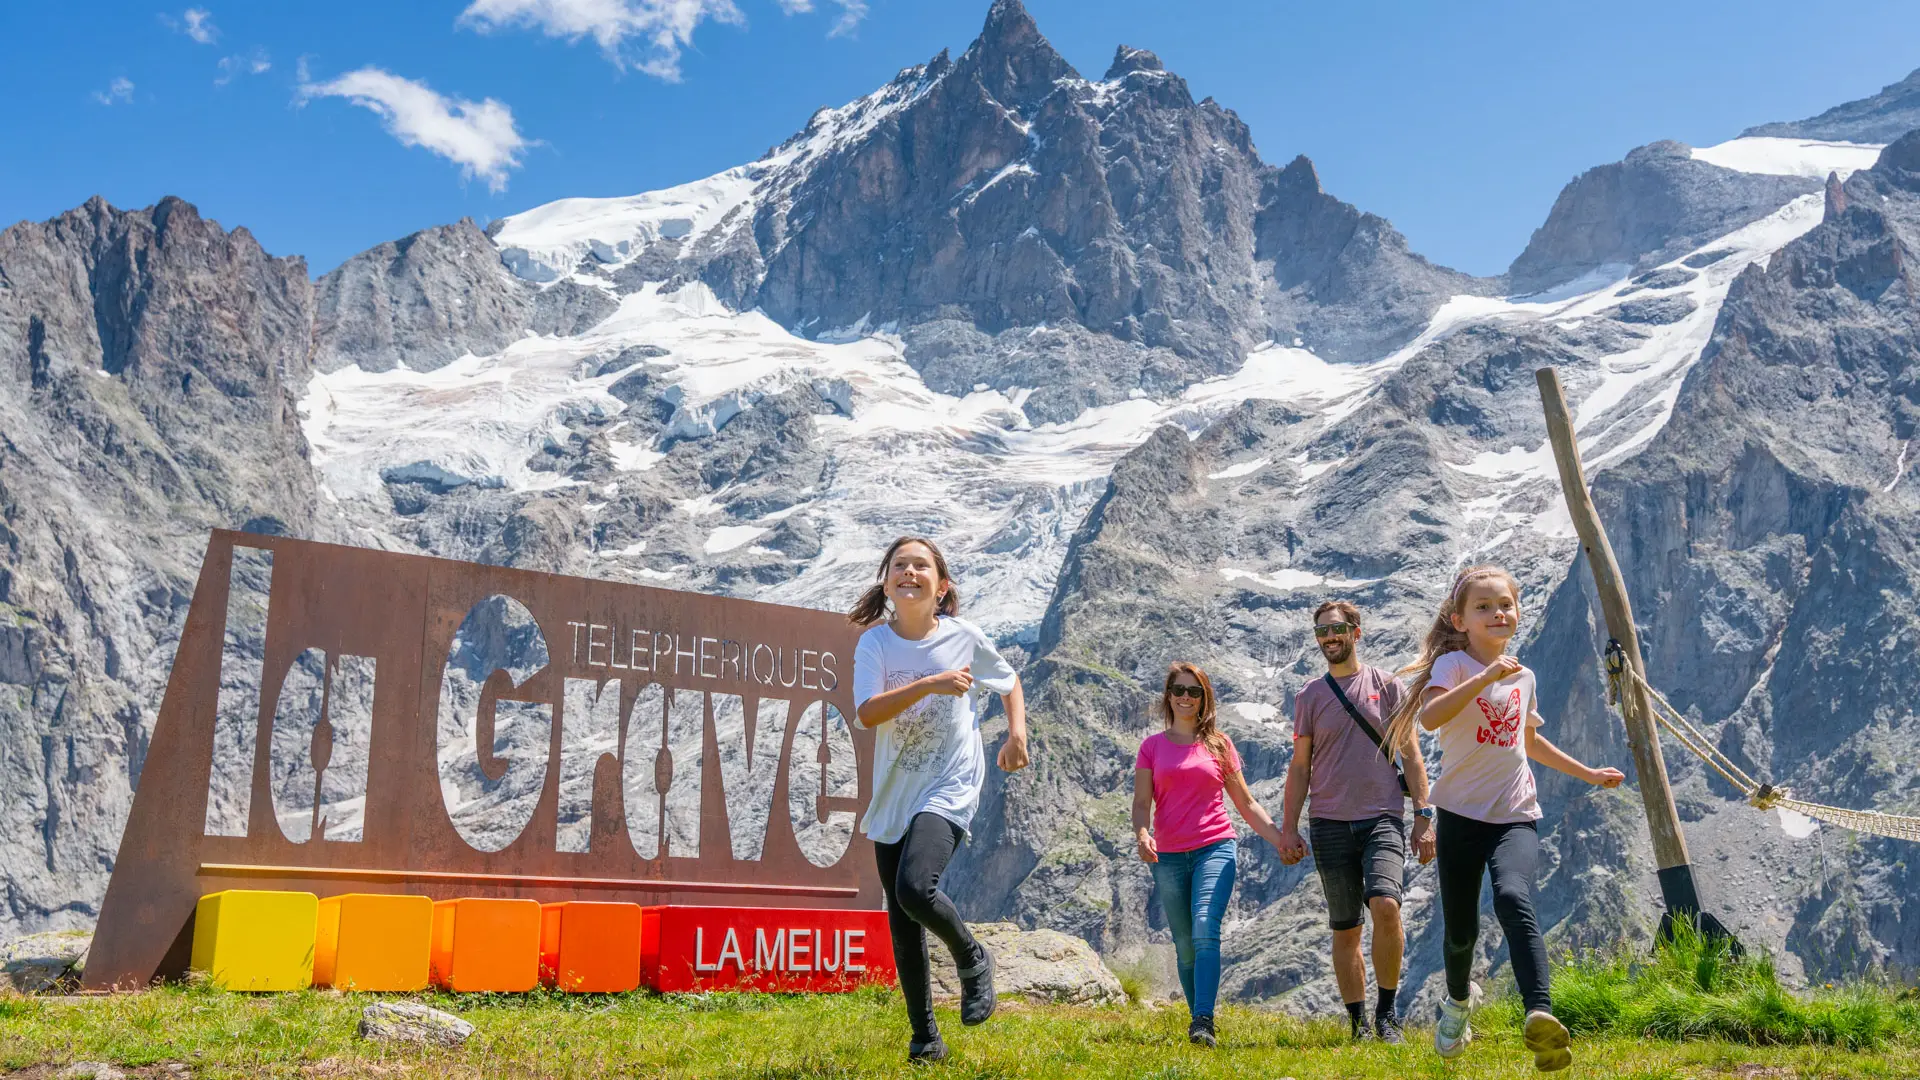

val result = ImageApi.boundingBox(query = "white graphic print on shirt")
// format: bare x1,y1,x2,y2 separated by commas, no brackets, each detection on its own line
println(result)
886,669,946,773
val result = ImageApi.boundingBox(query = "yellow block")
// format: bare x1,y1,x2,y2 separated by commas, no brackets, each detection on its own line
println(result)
315,893,433,991
190,890,318,992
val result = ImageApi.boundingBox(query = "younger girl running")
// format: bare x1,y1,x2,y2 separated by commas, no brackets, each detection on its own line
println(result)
1382,566,1624,1073
1133,662,1287,1048
850,536,1029,1064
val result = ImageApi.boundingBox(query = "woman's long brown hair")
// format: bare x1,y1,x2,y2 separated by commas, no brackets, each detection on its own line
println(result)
847,536,961,626
1160,662,1234,774
1380,565,1520,754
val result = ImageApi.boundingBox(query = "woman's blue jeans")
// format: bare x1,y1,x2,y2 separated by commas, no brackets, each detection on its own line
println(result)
1149,837,1237,1019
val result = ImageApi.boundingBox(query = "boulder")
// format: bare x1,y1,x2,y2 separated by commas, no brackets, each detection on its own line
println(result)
55,1065,125,1080
930,922,1125,1006
2,930,92,993
357,1001,475,1046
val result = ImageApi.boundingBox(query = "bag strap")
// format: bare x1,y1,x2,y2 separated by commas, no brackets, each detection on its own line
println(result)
1323,672,1410,795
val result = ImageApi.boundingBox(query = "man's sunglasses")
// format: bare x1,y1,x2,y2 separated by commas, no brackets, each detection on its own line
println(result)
1313,622,1356,638
1167,685,1205,700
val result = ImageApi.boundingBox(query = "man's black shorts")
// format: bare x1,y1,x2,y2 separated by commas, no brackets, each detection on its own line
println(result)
1309,814,1407,931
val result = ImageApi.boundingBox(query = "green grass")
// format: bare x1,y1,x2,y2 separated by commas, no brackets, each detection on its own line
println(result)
1542,921,1920,1051
5,973,1919,1080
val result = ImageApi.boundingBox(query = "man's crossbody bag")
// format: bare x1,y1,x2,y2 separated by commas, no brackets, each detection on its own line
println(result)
1323,672,1411,797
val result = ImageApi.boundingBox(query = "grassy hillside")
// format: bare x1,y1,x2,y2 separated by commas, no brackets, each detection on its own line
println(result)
5,977,1917,1080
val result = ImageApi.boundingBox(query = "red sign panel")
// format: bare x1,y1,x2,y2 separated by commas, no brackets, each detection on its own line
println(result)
642,905,895,992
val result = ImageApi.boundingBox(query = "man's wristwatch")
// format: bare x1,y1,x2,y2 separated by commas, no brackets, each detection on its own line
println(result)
1413,806,1435,820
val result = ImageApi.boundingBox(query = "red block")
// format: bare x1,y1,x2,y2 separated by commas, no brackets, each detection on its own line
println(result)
641,906,895,993
540,901,643,993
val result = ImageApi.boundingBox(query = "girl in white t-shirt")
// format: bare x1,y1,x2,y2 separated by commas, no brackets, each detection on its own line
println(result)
848,536,1028,1064
1382,565,1624,1074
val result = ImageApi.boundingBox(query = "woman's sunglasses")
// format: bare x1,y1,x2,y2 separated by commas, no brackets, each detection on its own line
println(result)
1167,685,1205,700
1313,622,1356,638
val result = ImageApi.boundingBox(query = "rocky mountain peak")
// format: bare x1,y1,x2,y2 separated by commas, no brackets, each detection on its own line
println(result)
956,0,1075,110
1103,45,1164,80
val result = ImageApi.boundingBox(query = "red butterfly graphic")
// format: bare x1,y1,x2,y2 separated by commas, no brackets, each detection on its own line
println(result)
1475,687,1524,748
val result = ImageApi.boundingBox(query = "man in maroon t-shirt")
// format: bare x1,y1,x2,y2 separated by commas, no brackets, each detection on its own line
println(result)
1277,600,1435,1043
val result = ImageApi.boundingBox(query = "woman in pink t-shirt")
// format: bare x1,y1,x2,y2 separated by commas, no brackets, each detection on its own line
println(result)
1132,662,1286,1047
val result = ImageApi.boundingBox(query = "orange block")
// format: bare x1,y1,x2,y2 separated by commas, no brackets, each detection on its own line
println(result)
431,898,541,992
539,901,643,992
315,893,433,991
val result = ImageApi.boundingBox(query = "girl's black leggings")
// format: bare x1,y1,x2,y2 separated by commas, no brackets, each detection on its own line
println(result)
1437,807,1552,1014
874,811,983,1042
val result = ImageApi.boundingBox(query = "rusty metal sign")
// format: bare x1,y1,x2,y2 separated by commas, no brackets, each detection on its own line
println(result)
86,530,874,990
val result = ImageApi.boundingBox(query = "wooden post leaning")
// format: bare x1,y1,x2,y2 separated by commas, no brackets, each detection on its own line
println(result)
1534,367,1736,946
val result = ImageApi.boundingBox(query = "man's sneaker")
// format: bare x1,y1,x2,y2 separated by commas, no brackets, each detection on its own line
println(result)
1434,995,1472,1059
1349,1014,1373,1041
907,1036,949,1064
1188,1015,1216,1048
1374,1011,1405,1044
1523,1010,1572,1072
957,946,997,1026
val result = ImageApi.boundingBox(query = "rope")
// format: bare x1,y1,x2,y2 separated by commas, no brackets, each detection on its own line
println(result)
1602,641,1920,844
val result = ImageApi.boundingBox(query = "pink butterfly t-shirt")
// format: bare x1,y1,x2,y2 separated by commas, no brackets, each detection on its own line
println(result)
1426,650,1543,823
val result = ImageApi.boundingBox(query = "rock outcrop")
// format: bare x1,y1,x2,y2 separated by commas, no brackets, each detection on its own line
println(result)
1509,141,1818,295
929,921,1126,1005
0,196,323,937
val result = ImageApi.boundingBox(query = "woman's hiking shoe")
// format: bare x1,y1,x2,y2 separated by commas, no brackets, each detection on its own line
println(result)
1523,1010,1572,1072
1188,1015,1216,1047
957,947,997,1026
907,1037,949,1064
1434,995,1472,1059
1374,1011,1405,1044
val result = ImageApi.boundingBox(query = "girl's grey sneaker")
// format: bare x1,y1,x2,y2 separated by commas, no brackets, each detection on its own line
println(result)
1188,1015,1216,1047
1523,1010,1572,1072
958,946,997,1026
908,1036,949,1063
1434,995,1472,1058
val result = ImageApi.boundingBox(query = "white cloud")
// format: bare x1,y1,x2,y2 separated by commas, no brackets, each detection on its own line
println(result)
457,0,746,81
215,48,271,86
92,77,135,106
774,0,867,37
298,68,531,193
182,8,219,44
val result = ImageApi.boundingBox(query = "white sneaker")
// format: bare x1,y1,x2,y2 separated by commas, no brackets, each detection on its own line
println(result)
1524,1009,1572,1072
1434,994,1472,1059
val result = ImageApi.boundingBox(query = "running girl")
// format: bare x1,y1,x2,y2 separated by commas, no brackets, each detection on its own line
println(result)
849,536,1029,1064
1381,566,1624,1073
1132,662,1287,1048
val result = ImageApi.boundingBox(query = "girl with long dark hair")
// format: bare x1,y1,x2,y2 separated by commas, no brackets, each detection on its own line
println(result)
1131,661,1286,1047
849,536,1028,1063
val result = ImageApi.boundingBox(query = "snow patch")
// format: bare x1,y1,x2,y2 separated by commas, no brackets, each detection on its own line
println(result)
1219,567,1380,592
705,525,770,555
1208,457,1270,480
1690,137,1883,180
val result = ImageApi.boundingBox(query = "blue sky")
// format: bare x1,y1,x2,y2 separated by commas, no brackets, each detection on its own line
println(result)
5,0,1919,278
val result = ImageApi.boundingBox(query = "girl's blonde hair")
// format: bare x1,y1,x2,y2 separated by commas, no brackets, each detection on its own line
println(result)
1381,565,1520,753
1160,662,1235,775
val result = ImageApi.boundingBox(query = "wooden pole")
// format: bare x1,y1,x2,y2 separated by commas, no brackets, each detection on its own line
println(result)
1535,367,1729,939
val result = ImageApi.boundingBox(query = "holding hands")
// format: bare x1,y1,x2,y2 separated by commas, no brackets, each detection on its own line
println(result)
1275,825,1308,865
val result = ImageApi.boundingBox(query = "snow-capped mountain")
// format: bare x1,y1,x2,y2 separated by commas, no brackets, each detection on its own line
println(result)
4,0,1917,1005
